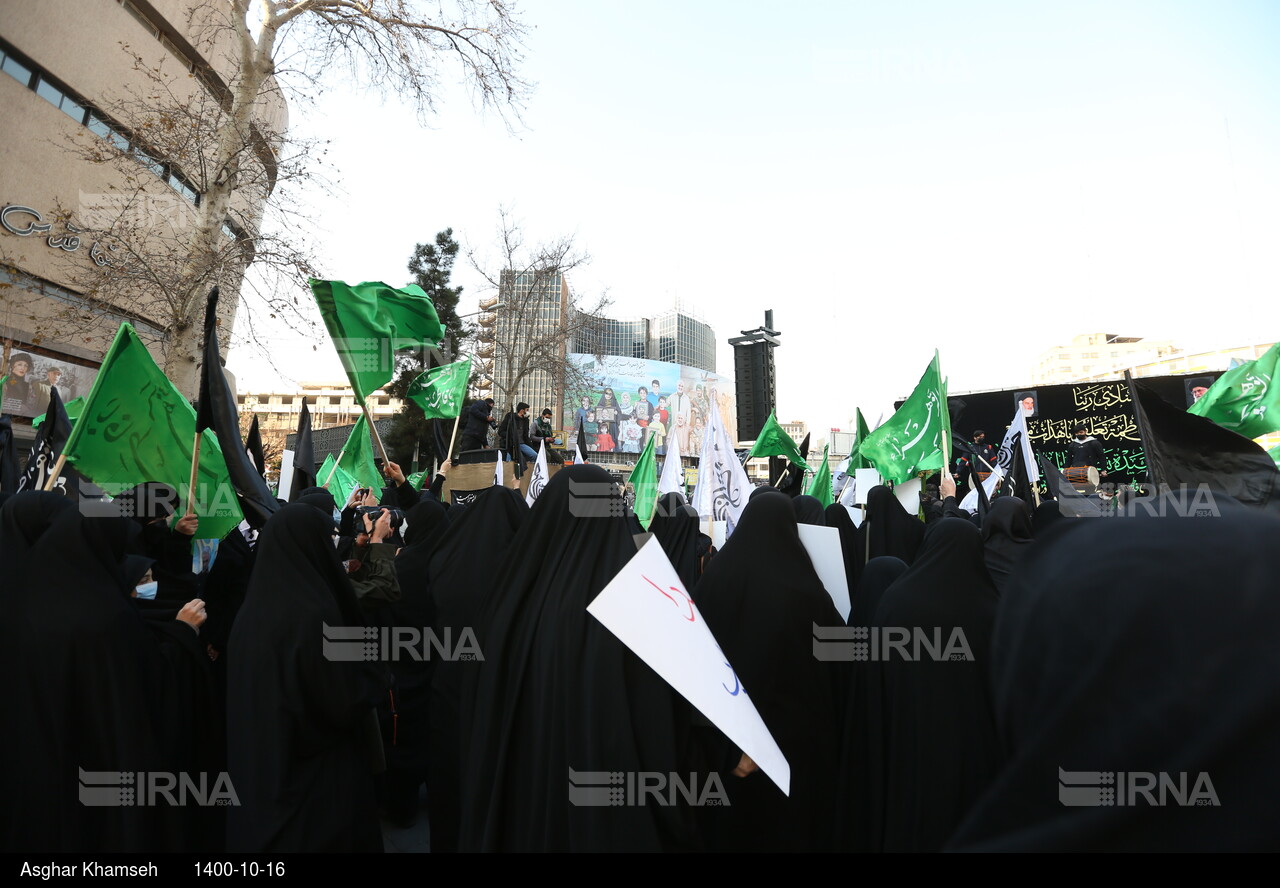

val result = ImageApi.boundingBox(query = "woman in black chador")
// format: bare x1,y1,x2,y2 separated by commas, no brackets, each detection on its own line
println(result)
460,465,699,852
691,490,844,852
226,504,388,852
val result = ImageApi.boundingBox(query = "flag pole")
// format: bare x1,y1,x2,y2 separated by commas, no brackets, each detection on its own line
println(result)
186,430,202,515
41,453,68,492
360,399,391,468
444,410,462,463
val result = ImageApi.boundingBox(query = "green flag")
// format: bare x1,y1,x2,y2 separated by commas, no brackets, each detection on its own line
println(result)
337,414,382,490
852,408,872,470
60,324,244,539
628,432,659,529
1187,343,1280,439
859,351,948,484
318,453,358,507
805,444,834,508
407,358,471,420
406,470,429,490
310,279,445,401
748,411,808,467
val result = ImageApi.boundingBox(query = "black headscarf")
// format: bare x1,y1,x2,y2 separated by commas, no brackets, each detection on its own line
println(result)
950,502,1280,851
857,485,925,567
0,490,76,567
792,494,827,526
872,518,1000,852
981,496,1034,596
824,503,861,602
460,465,698,852
225,504,387,852
691,490,843,851
296,487,336,517
1031,500,1063,535
427,485,528,853
834,555,908,851
649,491,701,589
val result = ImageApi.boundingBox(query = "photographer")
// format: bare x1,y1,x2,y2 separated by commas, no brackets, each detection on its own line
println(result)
347,503,401,618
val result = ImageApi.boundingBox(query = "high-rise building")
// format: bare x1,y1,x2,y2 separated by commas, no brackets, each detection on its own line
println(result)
490,268,572,419
1032,334,1178,384
573,308,717,373
0,1,285,442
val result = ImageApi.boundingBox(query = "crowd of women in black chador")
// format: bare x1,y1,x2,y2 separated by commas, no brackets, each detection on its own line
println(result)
4,454,1280,853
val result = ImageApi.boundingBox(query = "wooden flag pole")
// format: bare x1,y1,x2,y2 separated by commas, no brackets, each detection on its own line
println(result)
361,400,392,468
322,451,345,488
41,453,68,492
444,410,463,462
186,430,202,516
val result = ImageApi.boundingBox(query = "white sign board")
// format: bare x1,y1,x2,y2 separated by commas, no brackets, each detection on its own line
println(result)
854,468,882,505
587,537,791,795
796,523,850,621
893,477,921,516
278,449,295,500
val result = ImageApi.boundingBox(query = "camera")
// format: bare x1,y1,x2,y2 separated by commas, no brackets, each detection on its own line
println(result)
356,505,404,531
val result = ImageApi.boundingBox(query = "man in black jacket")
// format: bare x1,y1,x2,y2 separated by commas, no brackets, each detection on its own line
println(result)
458,397,496,452
497,403,538,462
1067,425,1108,476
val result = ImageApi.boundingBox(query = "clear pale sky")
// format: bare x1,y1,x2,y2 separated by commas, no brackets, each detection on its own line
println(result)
227,0,1280,439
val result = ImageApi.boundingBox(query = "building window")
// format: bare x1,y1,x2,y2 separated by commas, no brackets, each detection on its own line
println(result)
1,51,34,87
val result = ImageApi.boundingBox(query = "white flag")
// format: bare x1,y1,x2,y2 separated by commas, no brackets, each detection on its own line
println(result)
658,424,684,495
959,407,1040,511
525,439,549,506
587,537,790,795
493,452,503,487
691,404,750,533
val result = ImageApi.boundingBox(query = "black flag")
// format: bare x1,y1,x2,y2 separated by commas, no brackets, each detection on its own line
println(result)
289,401,316,500
1038,453,1103,518
196,287,279,528
245,415,265,480
15,386,77,497
575,412,589,463
0,415,19,493
1126,372,1280,511
775,432,810,497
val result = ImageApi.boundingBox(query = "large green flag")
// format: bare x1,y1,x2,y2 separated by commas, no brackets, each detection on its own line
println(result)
805,444,834,508
859,351,948,484
60,324,244,539
318,453,358,507
748,411,808,467
310,279,445,402
407,358,471,419
1187,343,1280,439
628,432,659,530
851,408,873,470
337,414,382,490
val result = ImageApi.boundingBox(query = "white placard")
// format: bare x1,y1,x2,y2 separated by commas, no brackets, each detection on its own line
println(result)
278,449,295,500
893,477,922,516
845,503,864,528
587,537,791,795
796,523,850,621
854,468,882,505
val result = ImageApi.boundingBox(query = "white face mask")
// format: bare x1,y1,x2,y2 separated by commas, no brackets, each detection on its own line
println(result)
134,581,158,600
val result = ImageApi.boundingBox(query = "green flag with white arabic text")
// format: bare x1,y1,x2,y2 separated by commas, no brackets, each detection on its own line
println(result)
859,351,948,484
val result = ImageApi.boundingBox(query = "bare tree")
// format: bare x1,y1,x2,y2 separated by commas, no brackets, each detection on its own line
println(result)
467,207,610,423
14,1,531,397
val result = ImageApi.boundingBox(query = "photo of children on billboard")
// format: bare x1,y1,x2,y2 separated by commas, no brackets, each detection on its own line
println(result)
564,355,736,455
